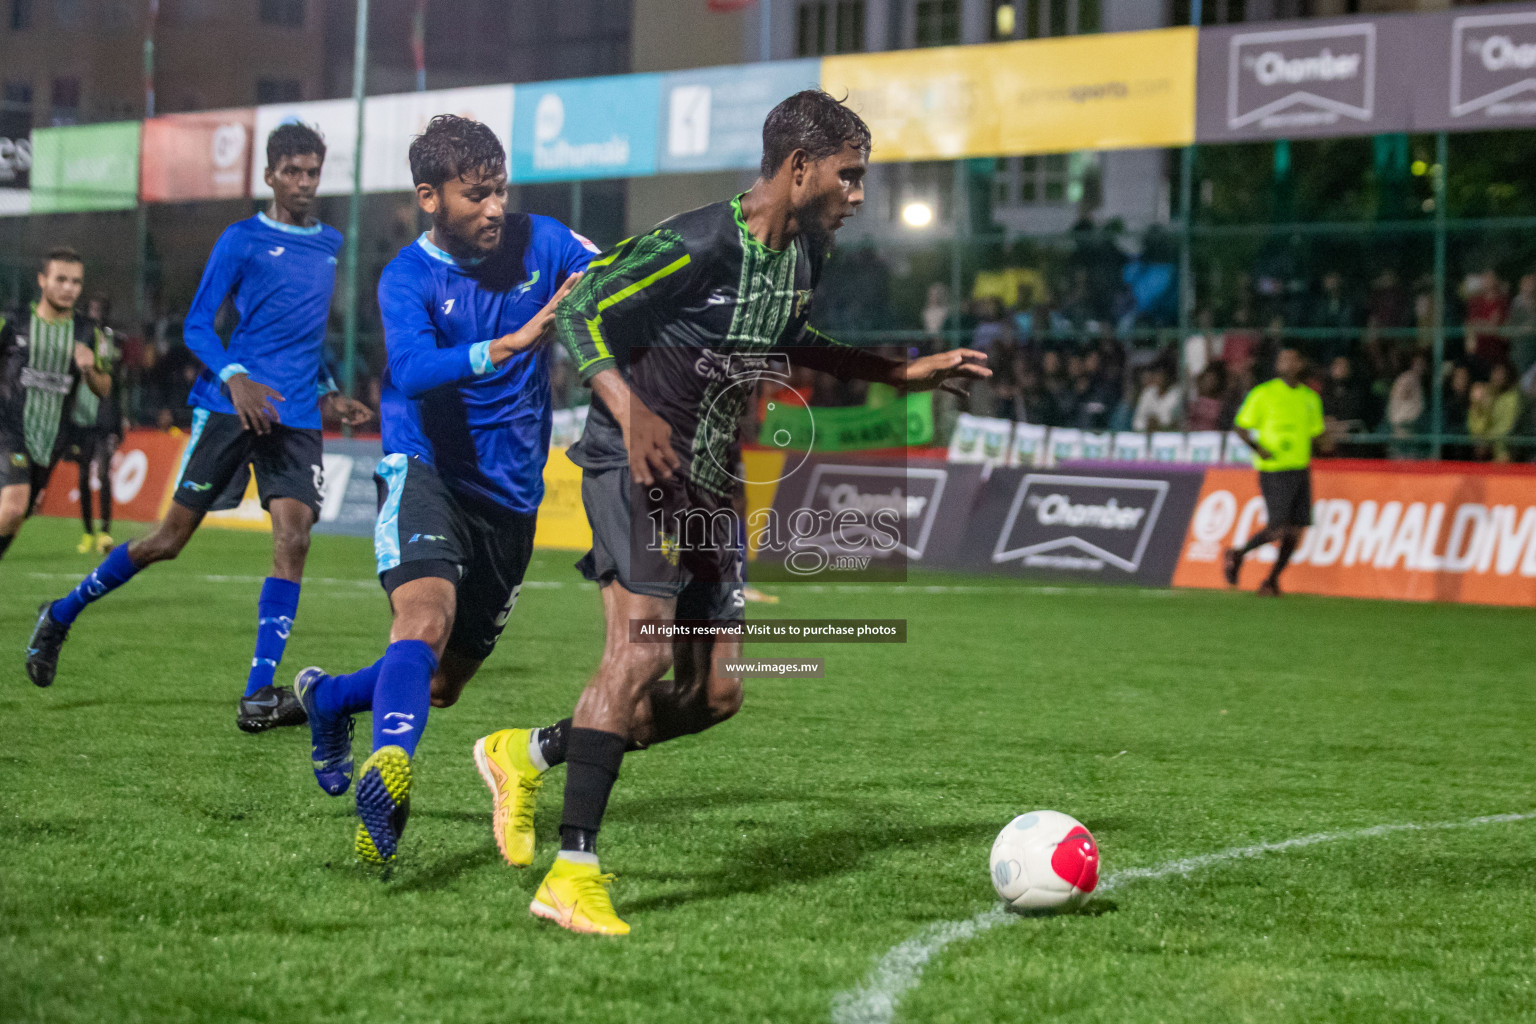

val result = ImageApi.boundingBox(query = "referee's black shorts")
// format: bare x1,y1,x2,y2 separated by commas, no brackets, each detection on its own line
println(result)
1259,468,1313,528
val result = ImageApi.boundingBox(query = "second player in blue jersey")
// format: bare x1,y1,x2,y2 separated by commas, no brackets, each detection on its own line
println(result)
292,115,592,871
28,123,373,730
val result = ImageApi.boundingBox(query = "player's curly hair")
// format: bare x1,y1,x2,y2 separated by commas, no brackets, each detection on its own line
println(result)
760,90,871,179
409,114,506,189
266,121,327,170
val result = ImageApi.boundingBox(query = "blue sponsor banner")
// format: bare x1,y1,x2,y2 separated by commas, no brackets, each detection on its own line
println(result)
511,74,661,183
658,60,822,173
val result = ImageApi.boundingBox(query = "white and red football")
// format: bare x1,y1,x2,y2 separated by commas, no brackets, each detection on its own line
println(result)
989,810,1100,911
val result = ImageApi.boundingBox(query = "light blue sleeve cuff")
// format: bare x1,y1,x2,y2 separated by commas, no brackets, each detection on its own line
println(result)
316,370,339,396
469,340,495,375
218,363,249,383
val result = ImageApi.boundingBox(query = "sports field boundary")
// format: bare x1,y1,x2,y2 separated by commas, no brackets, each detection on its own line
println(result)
831,810,1536,1024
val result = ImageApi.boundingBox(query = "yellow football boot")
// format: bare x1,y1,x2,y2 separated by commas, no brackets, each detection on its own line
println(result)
75,532,93,554
94,532,114,553
530,856,629,936
354,745,412,869
472,728,543,867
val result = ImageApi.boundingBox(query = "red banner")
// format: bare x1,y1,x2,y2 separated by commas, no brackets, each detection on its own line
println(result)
140,108,253,202
1174,462,1536,607
37,429,187,524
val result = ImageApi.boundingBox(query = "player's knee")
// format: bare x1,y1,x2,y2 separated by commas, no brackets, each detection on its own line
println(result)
429,680,462,708
275,526,310,558
708,676,744,723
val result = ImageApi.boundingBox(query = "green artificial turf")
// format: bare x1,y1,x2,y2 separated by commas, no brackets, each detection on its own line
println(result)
2,516,1533,1023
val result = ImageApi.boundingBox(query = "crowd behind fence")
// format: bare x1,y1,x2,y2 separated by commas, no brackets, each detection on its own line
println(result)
5,214,1536,463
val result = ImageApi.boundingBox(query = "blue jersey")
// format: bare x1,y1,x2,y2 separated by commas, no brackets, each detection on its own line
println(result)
377,214,596,513
184,212,343,430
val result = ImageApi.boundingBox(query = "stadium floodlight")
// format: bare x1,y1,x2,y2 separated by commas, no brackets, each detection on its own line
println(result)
901,200,935,229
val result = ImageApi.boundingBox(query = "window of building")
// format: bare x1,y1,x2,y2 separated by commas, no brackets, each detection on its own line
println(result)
4,80,32,107
796,0,864,57
259,0,304,28
995,0,1097,38
1172,0,1244,25
10,0,32,29
256,78,302,104
914,0,959,47
50,75,79,125
991,152,1099,207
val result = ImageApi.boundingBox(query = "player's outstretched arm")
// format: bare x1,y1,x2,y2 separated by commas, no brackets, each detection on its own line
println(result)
780,326,990,398
486,272,583,363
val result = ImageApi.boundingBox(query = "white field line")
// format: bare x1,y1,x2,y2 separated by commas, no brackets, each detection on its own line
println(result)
831,811,1536,1024
21,572,1183,598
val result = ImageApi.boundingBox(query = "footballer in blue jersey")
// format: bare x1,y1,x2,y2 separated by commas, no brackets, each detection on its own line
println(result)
289,115,591,870
27,123,373,731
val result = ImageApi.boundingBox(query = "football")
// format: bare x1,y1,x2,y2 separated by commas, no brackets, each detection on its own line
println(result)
989,810,1100,911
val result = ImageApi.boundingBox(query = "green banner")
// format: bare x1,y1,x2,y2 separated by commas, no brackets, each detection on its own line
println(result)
31,122,141,213
758,391,933,451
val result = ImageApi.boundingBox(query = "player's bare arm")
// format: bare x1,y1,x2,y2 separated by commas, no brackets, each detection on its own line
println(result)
226,373,285,435
587,366,679,486
72,343,111,399
1234,427,1273,461
323,392,374,427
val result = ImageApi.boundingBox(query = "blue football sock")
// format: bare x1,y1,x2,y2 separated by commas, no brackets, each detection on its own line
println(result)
51,545,140,627
245,577,300,697
318,658,384,717
371,640,436,758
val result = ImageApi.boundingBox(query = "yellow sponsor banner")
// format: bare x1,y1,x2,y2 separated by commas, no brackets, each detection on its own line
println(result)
533,446,787,556
533,447,592,551
822,27,1197,161
742,448,786,560
203,475,273,533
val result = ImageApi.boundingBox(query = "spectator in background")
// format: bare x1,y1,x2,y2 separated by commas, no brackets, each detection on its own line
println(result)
1462,266,1510,372
1321,355,1368,438
1183,308,1219,395
1013,359,1059,426
921,283,951,346
1186,365,1228,431
1041,350,1072,426
1442,362,1474,460
1069,351,1118,430
1132,363,1182,432
1310,271,1359,365
1505,271,1536,375
1387,350,1428,450
1470,362,1521,462
1367,268,1411,332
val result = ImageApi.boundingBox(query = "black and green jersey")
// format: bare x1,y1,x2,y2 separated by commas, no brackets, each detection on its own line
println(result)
69,324,119,431
0,304,93,464
558,195,875,498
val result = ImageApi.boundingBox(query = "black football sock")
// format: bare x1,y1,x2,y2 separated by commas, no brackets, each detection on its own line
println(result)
533,717,571,768
78,460,93,533
99,461,113,534
1237,527,1278,557
0,533,13,560
558,727,626,856
1267,533,1299,584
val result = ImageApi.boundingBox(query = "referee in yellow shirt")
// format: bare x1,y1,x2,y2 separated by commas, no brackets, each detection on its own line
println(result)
1223,347,1325,596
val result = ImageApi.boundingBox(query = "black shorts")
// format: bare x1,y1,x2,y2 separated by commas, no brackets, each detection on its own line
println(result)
0,445,54,514
1260,468,1313,528
373,454,537,662
173,410,324,519
575,466,745,623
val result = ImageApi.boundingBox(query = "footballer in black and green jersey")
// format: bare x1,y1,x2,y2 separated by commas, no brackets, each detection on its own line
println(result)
500,90,990,937
0,248,110,562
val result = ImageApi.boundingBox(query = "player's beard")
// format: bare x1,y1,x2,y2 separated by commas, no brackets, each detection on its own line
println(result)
795,194,839,259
